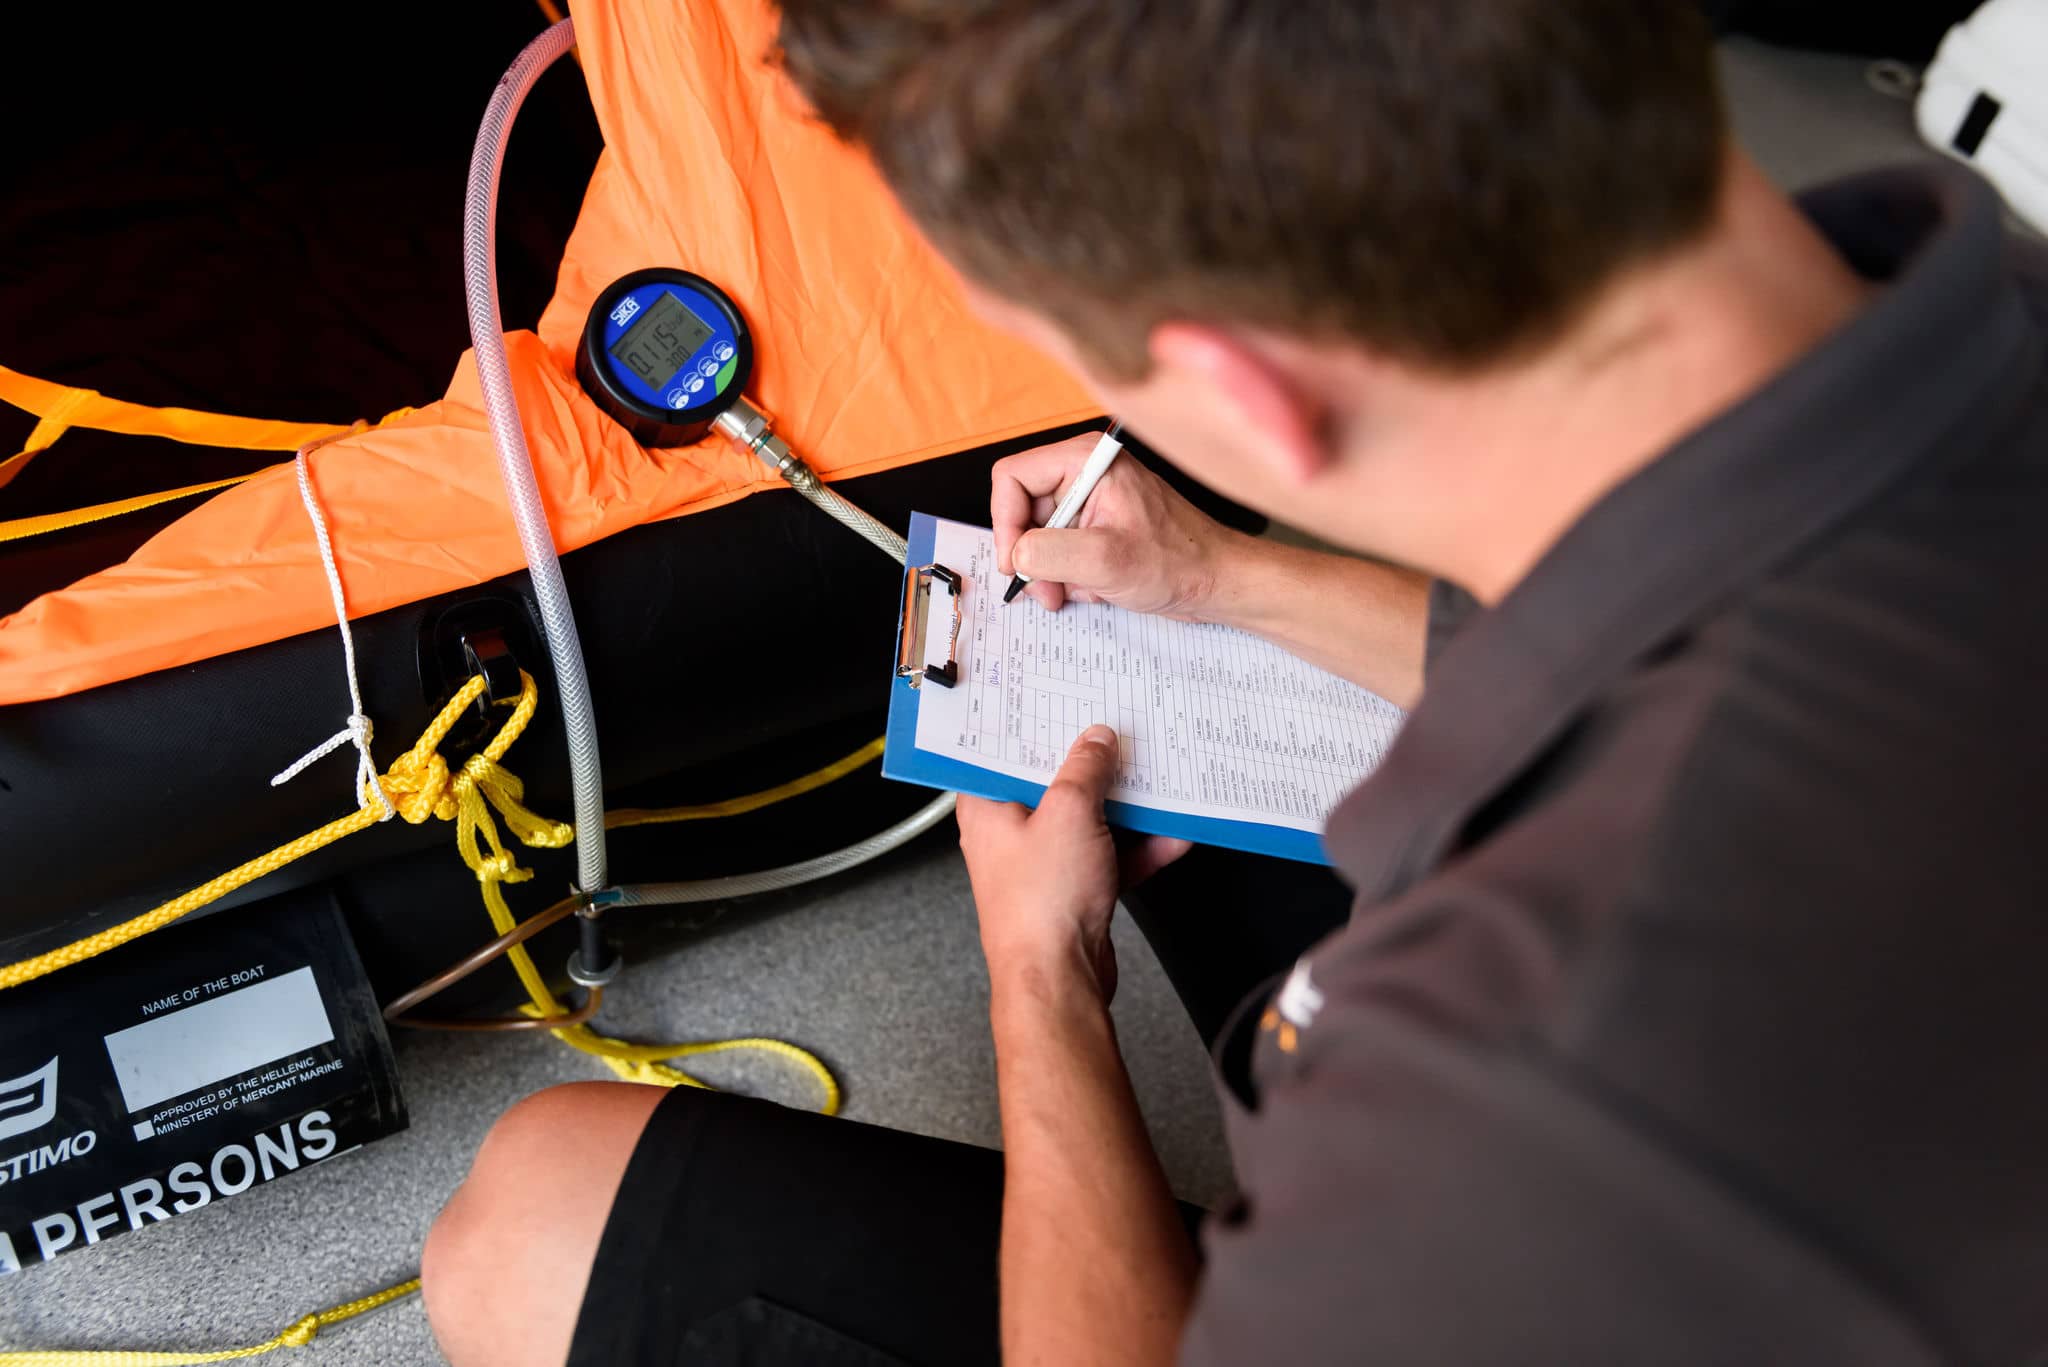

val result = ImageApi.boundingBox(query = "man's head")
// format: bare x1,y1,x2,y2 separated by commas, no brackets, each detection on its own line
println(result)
775,0,1729,551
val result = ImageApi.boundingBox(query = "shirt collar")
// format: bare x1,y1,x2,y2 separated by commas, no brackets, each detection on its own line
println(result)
1325,163,2045,904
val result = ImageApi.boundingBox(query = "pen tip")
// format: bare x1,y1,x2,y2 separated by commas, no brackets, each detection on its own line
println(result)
1002,576,1026,604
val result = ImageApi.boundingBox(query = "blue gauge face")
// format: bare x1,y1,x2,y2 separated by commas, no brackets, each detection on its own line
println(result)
577,268,754,448
595,281,743,415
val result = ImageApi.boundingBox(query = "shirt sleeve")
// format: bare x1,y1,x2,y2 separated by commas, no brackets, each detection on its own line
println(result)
1178,1006,1939,1367
1424,579,1482,676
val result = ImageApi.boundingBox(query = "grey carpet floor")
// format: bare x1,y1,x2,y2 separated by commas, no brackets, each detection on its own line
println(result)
1,836,1231,1363
0,35,1941,1365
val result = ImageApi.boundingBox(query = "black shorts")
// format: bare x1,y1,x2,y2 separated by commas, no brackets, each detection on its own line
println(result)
566,847,1352,1367
567,1087,1007,1366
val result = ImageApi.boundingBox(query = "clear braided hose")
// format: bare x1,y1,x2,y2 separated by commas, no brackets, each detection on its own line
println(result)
463,17,608,893
467,21,936,911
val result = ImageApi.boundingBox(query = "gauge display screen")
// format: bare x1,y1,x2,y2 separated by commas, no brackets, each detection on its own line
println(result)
608,291,713,389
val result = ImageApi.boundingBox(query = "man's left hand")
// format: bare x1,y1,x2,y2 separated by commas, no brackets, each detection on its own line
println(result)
958,725,1191,1007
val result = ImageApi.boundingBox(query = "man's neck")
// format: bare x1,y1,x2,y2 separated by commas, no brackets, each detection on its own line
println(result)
1353,152,1874,605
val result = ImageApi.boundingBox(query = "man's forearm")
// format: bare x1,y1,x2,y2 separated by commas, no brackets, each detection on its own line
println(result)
1200,532,1431,708
991,964,1198,1367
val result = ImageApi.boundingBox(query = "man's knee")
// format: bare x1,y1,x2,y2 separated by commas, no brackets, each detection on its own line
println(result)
423,1082,668,1367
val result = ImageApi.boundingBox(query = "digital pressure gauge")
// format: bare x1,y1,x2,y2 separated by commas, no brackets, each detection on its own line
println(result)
576,269,755,447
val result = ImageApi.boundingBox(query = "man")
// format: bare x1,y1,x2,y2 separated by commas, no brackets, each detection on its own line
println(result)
422,2,2048,1363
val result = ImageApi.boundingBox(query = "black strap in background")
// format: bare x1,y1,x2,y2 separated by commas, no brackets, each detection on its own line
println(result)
1952,92,2002,157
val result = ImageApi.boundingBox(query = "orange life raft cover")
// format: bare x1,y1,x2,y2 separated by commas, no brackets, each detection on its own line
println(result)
0,0,1092,705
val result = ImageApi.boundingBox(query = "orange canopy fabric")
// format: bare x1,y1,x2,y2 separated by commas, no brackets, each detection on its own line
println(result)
0,0,1093,706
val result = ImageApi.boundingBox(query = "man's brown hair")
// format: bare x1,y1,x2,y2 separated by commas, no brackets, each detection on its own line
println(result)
775,1,1726,378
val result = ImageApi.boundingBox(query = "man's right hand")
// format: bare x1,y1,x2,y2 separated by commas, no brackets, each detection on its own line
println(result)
994,431,1432,707
992,433,1242,617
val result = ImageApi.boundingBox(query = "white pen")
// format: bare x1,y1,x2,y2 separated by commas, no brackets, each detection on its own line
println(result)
1002,420,1126,604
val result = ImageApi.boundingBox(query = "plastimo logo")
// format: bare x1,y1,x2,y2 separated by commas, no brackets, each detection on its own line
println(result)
0,1058,57,1144
0,1130,96,1189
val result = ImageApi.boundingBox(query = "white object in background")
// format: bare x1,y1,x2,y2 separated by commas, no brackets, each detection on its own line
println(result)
1916,0,2048,232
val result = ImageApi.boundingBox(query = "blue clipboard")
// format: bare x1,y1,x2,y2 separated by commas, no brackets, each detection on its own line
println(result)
882,513,1331,864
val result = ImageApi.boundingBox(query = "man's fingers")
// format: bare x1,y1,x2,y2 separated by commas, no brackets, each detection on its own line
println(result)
1013,527,1130,597
991,474,1041,575
997,495,1061,578
992,434,1102,497
991,436,1099,574
1039,724,1120,817
1119,835,1193,890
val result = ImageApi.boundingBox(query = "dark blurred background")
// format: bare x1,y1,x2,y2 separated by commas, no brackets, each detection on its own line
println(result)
0,1,1984,614
1699,0,1981,56
0,5,603,614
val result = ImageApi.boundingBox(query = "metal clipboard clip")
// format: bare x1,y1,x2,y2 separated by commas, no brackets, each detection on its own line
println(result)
896,562,962,690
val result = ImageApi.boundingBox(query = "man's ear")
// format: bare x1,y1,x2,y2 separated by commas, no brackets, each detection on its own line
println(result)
1150,324,1332,485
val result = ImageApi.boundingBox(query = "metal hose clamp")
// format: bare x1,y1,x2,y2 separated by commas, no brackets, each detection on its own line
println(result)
567,885,621,988
566,944,621,989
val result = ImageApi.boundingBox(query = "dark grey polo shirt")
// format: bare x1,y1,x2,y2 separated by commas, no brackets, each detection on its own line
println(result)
1185,164,2048,1366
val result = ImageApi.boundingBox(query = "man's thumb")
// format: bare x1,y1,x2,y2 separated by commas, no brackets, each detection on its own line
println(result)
1047,724,1120,808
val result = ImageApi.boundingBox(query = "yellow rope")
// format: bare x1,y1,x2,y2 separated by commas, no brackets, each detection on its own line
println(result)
0,1278,421,1365
537,984,842,1113
0,672,842,1111
604,737,882,829
450,729,848,1112
0,677,861,1359
0,677,489,991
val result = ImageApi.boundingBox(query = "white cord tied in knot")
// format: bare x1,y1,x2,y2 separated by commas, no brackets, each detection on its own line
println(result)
271,449,397,821
271,710,378,792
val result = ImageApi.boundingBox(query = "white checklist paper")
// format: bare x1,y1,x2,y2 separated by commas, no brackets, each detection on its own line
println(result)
912,519,1406,835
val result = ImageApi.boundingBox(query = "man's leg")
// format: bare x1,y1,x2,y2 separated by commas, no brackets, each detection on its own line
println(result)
424,1081,1014,1367
424,1082,665,1367
422,846,1336,1366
